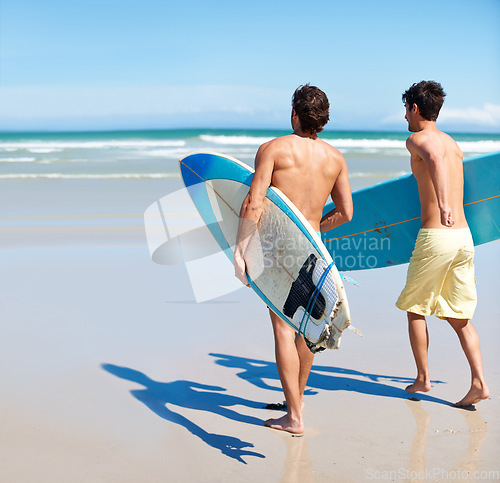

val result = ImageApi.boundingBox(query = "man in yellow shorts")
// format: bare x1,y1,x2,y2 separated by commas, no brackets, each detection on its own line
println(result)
396,81,489,408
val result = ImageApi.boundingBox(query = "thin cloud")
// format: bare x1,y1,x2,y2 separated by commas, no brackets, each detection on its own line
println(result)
381,104,500,128
439,104,500,126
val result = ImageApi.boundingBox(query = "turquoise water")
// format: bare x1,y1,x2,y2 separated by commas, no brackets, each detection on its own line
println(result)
0,129,499,181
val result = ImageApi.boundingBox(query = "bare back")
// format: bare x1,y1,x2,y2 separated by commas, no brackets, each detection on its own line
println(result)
258,134,348,231
234,101,353,286
408,128,467,229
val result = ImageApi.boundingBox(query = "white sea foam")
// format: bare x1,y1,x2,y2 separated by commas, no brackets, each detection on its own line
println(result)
202,135,408,151
0,140,186,150
325,138,407,149
144,148,191,157
0,173,180,180
0,132,496,185
325,137,500,154
197,135,408,150
198,136,500,154
1,135,497,156
199,135,272,145
457,140,500,153
349,171,409,178
28,148,63,154
0,157,36,163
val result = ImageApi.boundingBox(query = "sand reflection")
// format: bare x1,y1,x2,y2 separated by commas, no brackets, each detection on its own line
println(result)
406,399,488,479
455,409,488,476
406,399,431,479
280,434,314,483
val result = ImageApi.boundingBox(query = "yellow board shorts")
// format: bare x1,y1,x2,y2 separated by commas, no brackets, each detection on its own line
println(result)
396,228,477,320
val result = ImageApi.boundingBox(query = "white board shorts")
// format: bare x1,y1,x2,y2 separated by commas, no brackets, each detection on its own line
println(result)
396,228,477,320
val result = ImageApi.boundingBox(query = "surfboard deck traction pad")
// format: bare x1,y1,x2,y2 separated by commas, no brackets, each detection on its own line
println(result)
282,253,345,353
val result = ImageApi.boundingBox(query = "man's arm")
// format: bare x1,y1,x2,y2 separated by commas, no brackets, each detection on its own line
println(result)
407,135,454,227
233,143,274,285
320,160,353,232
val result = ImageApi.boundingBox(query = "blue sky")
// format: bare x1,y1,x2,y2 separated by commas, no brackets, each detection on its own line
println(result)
1,0,499,132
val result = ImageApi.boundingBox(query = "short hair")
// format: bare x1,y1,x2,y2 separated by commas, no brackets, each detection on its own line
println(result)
402,80,446,121
292,84,330,134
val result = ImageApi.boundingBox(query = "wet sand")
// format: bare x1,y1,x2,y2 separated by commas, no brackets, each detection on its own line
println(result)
0,179,498,481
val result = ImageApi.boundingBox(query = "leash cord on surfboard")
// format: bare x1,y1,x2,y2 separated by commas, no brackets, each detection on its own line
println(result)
323,193,500,244
298,262,335,337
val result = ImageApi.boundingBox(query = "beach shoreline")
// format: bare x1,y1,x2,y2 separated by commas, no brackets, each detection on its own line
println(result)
1,170,498,481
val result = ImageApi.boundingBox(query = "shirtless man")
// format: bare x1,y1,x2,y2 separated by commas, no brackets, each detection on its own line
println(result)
233,84,353,434
396,81,489,407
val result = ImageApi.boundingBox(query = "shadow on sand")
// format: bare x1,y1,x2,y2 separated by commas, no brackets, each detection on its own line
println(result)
102,355,452,463
209,353,452,406
101,363,266,463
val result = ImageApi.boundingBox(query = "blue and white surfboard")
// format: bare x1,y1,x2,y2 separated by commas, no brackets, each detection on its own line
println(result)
179,152,352,352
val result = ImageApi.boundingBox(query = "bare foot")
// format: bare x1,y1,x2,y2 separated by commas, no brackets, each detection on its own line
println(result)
455,383,490,407
265,414,303,435
405,379,431,393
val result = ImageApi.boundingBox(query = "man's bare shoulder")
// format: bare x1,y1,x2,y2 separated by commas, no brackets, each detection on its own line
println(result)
407,128,461,161
257,134,294,154
441,131,463,158
312,139,346,171
322,140,345,161
406,130,428,149
406,129,441,157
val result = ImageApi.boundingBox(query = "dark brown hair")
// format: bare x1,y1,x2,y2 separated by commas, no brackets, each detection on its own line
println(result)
402,80,446,121
292,84,330,134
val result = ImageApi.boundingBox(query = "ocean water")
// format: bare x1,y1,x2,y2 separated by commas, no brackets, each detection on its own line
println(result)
1,129,499,184
1,128,499,241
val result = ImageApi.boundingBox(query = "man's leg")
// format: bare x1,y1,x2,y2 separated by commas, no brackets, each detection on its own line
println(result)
406,311,432,393
295,334,315,408
265,309,304,434
446,317,490,406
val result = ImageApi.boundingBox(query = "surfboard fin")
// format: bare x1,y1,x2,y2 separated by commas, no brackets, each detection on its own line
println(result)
305,338,326,354
348,325,363,337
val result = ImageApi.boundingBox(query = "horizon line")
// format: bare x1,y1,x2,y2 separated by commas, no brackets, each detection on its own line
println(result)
1,127,499,136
